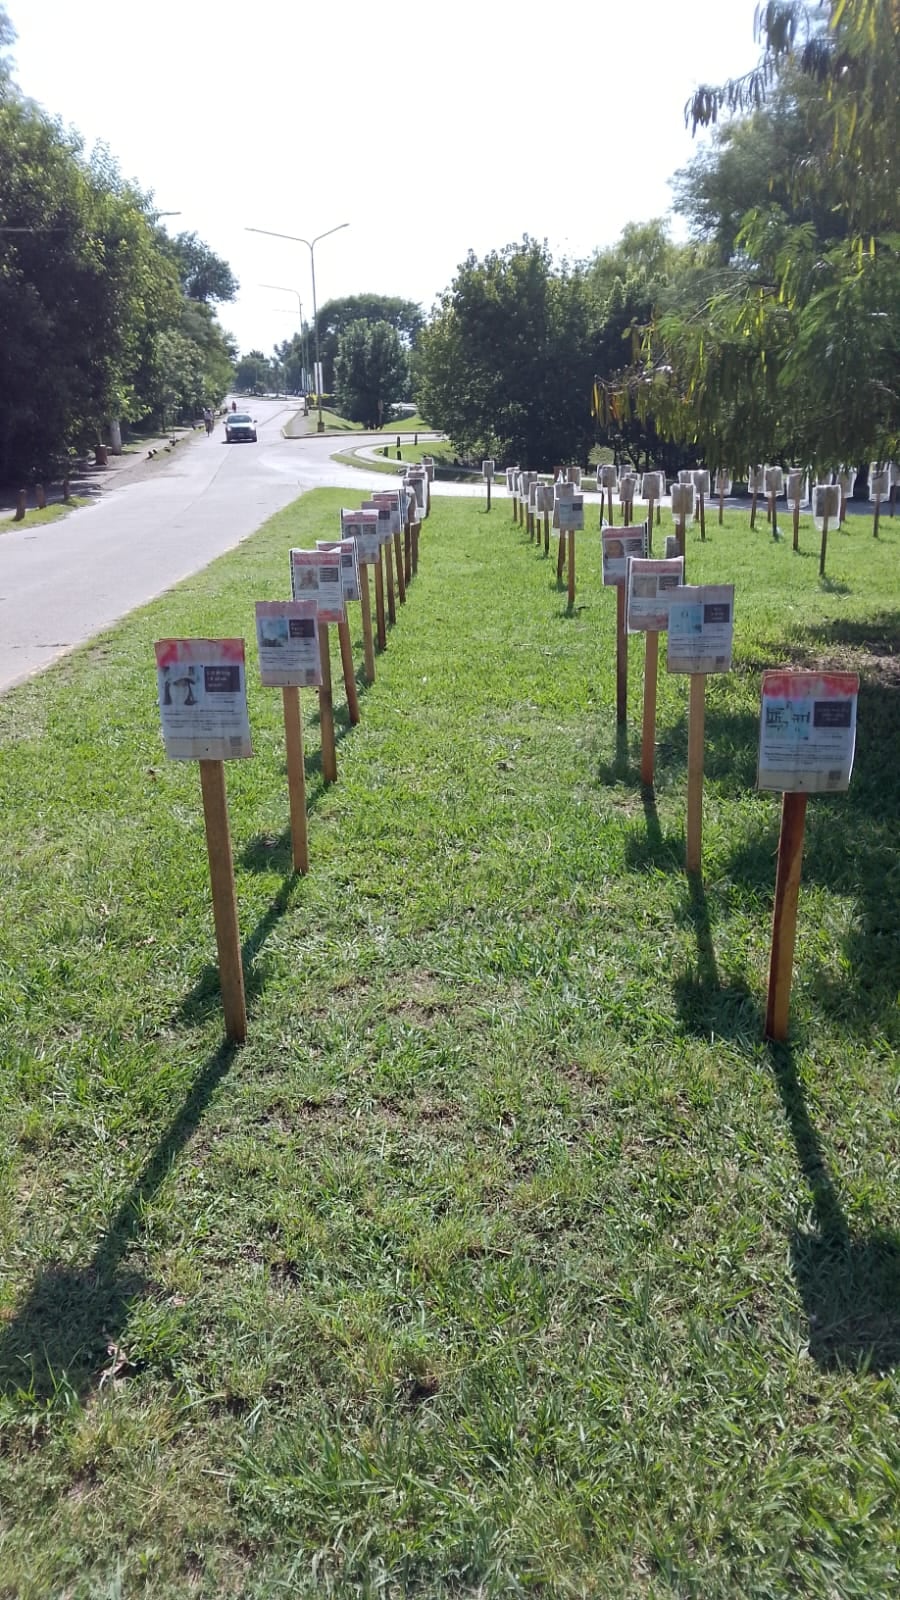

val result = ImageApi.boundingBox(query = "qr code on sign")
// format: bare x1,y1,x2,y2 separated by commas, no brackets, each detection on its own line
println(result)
827,768,842,783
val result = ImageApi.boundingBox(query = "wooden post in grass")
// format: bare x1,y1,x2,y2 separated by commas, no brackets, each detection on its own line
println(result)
337,617,360,724
374,551,387,650
567,526,576,608
483,459,494,512
641,473,663,553
384,536,397,626
640,631,659,786
748,466,764,530
715,469,731,526
14,488,25,521
543,497,550,555
393,525,406,603
556,524,566,582
671,483,692,566
686,675,706,874
693,470,710,541
871,465,889,539
199,759,247,1043
764,792,807,1041
281,687,309,873
404,510,412,585
318,625,337,782
814,484,840,577
35,483,46,510
616,584,628,725
359,564,376,683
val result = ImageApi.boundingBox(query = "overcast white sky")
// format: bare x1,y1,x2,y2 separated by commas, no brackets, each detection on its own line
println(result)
9,0,760,354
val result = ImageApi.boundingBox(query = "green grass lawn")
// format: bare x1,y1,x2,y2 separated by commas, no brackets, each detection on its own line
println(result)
377,412,431,433
0,495,898,1597
0,496,92,533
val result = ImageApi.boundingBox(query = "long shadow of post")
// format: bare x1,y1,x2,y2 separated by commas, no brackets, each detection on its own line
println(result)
0,871,301,1403
768,1041,900,1373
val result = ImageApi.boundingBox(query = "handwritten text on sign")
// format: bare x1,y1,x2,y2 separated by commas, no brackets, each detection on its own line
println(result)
255,601,321,688
155,638,251,761
757,671,858,793
666,585,734,674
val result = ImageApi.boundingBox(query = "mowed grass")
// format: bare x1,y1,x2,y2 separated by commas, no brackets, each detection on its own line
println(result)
0,492,898,1598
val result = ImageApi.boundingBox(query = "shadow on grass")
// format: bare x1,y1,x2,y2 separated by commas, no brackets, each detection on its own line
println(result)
0,1040,237,1404
671,872,763,1043
176,870,299,1027
595,723,640,787
769,1041,900,1373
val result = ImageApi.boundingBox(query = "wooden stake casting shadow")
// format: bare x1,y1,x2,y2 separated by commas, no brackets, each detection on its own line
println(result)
698,491,706,540
543,510,550,555
486,479,492,513
411,520,420,576
393,529,406,604
404,517,412,585
317,624,338,783
337,617,361,724
765,792,808,1041
199,759,247,1043
640,631,658,786
359,564,376,683
819,512,830,577
385,538,397,626
374,555,387,651
793,501,800,551
567,529,576,608
281,686,309,874
616,584,628,725
686,674,705,875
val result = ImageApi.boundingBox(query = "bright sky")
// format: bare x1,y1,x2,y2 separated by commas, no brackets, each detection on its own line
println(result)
9,0,760,355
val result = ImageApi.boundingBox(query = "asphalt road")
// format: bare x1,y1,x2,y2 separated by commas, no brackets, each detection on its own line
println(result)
0,401,468,695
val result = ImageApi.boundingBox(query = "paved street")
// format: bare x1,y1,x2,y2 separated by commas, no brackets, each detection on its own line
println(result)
0,402,442,694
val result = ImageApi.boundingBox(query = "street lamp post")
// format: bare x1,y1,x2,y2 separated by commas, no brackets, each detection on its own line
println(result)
260,284,308,393
247,222,349,432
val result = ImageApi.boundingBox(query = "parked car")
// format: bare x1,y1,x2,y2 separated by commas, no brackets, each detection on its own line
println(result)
225,412,258,443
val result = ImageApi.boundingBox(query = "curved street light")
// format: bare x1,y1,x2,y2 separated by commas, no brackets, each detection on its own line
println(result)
247,222,349,432
260,283,308,394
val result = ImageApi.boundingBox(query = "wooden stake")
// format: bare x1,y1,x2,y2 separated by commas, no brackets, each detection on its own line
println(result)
374,553,387,650
750,489,758,530
337,616,360,724
699,491,706,541
567,528,575,608
607,487,613,526
543,510,550,555
873,496,881,539
765,791,808,1041
718,484,725,525
198,759,247,1043
556,526,566,583
678,511,686,562
411,520,420,576
640,631,659,786
792,501,800,551
385,537,397,625
647,497,655,552
359,564,376,683
616,583,627,725
686,674,706,875
819,512,829,577
393,528,406,603
486,478,491,512
512,494,518,525
404,517,412,584
281,686,309,874
768,491,777,538
317,624,337,783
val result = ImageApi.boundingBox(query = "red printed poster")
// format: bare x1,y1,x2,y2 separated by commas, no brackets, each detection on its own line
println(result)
758,671,859,793
155,638,251,760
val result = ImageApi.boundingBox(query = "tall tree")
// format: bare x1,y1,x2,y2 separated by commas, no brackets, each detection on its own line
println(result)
334,319,408,427
314,294,422,391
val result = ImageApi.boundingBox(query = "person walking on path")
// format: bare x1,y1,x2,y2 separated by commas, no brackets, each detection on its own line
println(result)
203,407,214,436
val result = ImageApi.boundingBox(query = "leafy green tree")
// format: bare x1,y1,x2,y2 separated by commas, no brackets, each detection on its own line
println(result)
163,230,238,304
234,351,272,394
315,294,422,391
334,319,408,427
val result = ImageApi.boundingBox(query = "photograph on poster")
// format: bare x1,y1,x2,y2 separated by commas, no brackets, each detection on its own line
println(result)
757,671,858,792
318,539,361,603
602,524,648,586
342,509,382,565
255,601,321,688
291,549,346,624
666,584,734,673
155,638,252,761
625,556,684,632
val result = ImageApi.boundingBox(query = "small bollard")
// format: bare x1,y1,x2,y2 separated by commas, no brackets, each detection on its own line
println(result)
14,488,26,521
414,432,418,446
396,446,402,461
35,483,46,509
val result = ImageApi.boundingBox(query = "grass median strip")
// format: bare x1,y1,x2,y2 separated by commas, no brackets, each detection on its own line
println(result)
0,494,898,1597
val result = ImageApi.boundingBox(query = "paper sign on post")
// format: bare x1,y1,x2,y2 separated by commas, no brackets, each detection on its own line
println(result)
255,601,321,688
371,491,402,535
602,523,648,586
557,495,584,532
290,548,346,623
625,556,684,632
482,459,495,480
155,638,251,761
317,538,360,603
757,671,858,793
666,585,734,673
341,508,381,564
361,500,394,545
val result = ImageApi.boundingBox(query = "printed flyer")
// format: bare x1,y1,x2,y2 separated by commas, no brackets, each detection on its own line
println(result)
155,638,251,761
255,601,321,688
557,495,584,532
757,671,858,793
666,584,734,673
371,490,402,536
342,508,381,565
602,523,649,586
625,556,684,632
290,548,346,624
361,500,394,545
317,538,360,603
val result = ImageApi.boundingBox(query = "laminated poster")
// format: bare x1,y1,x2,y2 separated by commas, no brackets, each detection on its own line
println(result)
602,523,648,586
317,538,361,603
557,495,584,532
290,548,346,624
361,500,394,545
757,671,858,793
371,491,402,536
155,638,251,761
625,556,684,633
666,584,734,674
342,509,381,565
255,601,321,688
